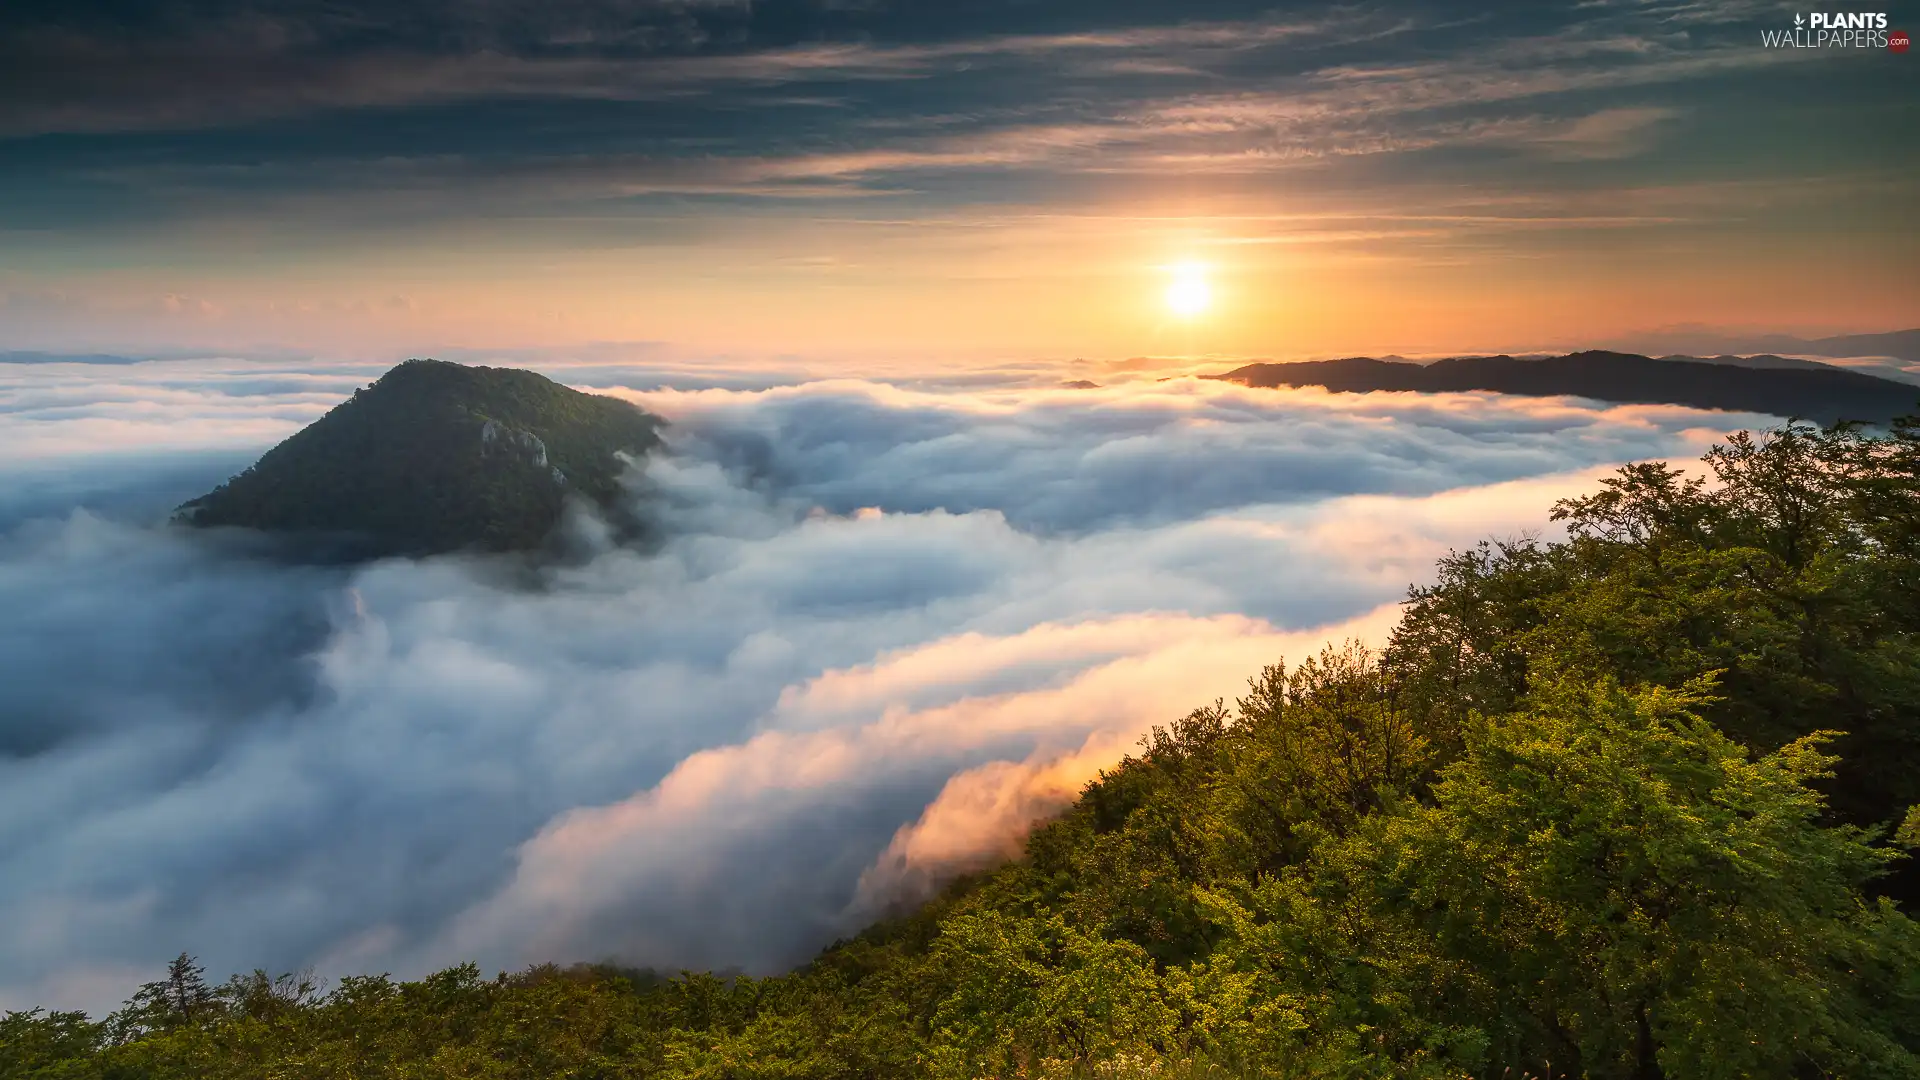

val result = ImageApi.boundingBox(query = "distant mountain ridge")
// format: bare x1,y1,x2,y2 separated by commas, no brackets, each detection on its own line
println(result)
178,359,663,557
1608,328,1920,362
1216,350,1919,424
1659,352,1834,372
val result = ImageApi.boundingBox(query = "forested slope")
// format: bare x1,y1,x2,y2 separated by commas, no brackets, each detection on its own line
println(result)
9,418,1920,1080
178,360,664,557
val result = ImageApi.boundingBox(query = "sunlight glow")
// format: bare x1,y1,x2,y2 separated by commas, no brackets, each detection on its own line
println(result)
1164,261,1212,319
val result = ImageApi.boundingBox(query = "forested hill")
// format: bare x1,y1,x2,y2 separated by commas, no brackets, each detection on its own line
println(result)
177,359,664,557
1218,350,1917,423
11,418,1920,1079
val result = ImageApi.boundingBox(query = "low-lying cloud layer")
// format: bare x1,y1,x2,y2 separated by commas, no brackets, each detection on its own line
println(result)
0,357,1758,1013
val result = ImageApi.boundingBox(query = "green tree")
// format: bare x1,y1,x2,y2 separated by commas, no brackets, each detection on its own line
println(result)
1246,680,1920,1078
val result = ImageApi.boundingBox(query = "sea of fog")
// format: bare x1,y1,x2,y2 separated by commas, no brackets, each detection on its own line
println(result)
0,353,1768,1015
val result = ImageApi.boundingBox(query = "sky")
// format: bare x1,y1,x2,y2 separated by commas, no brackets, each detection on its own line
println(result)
1,0,1915,361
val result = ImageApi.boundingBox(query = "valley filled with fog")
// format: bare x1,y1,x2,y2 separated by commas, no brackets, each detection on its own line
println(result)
0,355,1767,1014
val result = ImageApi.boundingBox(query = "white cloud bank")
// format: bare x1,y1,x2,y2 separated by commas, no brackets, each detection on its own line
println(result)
0,357,1762,1013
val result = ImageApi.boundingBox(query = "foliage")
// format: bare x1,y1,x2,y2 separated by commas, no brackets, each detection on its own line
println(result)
12,417,1920,1078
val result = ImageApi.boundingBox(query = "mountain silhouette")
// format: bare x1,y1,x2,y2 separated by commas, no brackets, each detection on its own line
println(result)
177,359,664,557
1605,328,1920,364
1216,350,1918,424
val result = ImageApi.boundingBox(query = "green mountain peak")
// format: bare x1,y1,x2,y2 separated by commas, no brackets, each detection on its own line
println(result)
177,359,664,556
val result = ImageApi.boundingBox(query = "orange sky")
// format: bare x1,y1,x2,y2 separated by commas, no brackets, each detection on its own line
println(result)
2,4,1914,362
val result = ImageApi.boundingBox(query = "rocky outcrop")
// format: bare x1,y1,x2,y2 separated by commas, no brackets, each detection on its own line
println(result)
479,418,562,480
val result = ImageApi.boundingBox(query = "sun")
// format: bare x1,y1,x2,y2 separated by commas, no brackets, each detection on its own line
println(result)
1164,261,1212,318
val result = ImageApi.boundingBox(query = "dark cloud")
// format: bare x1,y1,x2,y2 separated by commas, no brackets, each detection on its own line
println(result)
2,0,1909,249
0,357,1755,1013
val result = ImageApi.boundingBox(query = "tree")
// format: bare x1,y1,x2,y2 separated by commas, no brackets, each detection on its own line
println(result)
1256,680,1920,1079
107,954,219,1042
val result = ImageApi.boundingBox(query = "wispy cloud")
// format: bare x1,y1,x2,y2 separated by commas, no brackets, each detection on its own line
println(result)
3,0,1910,354
0,9,1373,137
